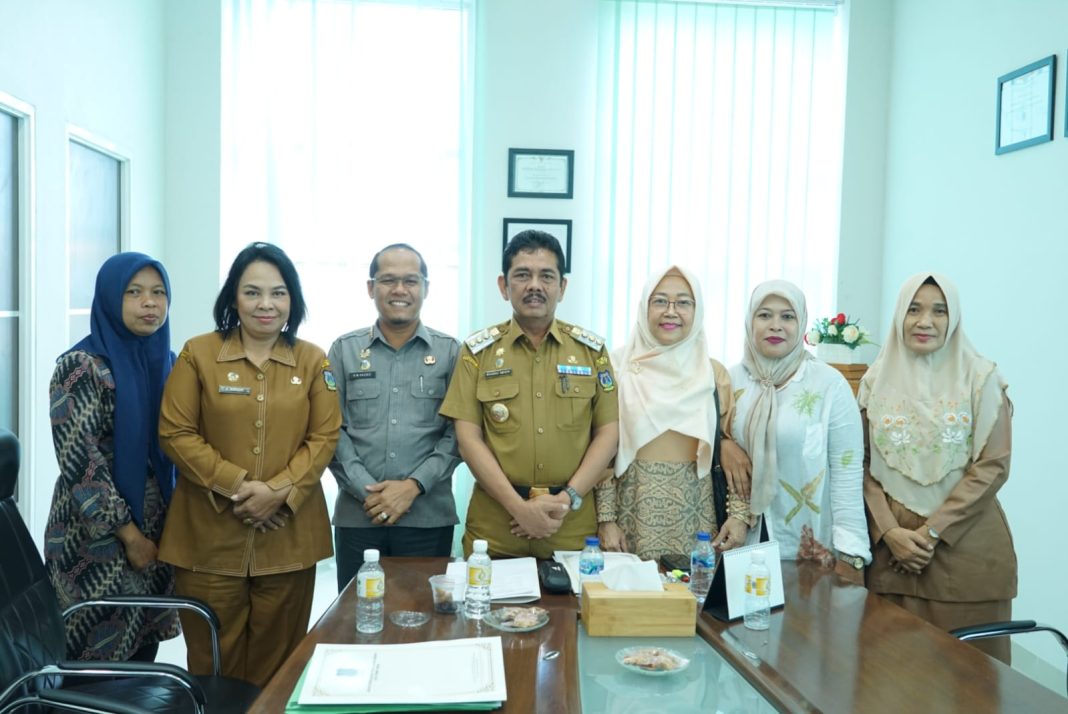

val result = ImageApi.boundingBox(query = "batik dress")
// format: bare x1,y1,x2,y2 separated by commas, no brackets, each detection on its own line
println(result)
44,350,179,661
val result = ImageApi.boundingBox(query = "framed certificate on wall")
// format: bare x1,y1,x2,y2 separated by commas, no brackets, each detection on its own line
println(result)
507,148,574,198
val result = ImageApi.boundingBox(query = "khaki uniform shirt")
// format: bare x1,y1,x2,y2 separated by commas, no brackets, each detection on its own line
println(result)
439,318,618,557
158,331,341,576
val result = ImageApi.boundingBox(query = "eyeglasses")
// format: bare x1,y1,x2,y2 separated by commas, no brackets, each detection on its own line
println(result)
374,275,425,290
649,297,696,312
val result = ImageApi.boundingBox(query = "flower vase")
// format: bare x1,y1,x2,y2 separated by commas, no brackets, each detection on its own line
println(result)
816,343,862,365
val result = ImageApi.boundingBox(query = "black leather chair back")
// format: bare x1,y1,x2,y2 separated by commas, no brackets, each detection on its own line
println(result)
0,428,66,694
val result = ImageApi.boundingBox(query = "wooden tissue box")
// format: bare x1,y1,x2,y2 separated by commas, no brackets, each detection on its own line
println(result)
580,581,696,637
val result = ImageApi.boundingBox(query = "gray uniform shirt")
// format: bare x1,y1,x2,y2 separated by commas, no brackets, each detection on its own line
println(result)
327,323,461,528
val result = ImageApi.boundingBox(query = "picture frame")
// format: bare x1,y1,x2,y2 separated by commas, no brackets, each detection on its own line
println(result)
995,55,1056,155
507,148,574,199
502,218,572,273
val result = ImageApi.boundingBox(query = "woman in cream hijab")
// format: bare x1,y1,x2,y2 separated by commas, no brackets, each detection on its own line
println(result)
729,280,870,584
861,273,1015,662
595,266,751,561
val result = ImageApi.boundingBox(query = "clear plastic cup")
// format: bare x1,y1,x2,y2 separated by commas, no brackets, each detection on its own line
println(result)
429,574,463,614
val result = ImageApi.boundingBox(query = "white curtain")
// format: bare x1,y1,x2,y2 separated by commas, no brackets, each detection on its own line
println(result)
221,0,474,352
592,0,845,363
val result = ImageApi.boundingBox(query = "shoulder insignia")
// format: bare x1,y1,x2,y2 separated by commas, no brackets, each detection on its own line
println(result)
569,325,606,351
321,358,331,370
465,327,500,355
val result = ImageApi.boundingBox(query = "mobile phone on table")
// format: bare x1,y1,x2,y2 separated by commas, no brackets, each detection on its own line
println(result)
659,553,691,573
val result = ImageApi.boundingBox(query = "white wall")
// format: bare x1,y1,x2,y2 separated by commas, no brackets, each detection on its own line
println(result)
0,0,166,540
837,0,892,344
878,0,1068,674
469,0,601,336
163,0,222,349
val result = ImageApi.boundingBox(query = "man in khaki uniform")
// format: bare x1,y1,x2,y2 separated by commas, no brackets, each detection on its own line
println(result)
440,230,618,558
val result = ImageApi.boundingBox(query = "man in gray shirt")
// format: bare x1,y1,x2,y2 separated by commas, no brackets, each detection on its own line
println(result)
328,244,461,591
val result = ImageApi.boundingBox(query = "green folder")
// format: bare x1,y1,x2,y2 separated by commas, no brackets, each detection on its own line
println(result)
284,661,502,713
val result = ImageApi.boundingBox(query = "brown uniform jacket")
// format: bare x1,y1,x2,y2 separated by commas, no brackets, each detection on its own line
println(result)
158,330,341,576
863,397,1017,602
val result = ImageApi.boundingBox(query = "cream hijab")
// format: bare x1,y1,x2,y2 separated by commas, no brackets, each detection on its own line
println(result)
740,280,812,515
613,266,718,478
858,273,1005,515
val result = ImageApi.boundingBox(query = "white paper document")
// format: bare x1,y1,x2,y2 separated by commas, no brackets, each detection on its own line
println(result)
298,637,507,706
553,550,643,595
445,556,541,603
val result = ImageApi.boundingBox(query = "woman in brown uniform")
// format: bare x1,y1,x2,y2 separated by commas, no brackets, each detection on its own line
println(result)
159,242,340,686
861,273,1016,662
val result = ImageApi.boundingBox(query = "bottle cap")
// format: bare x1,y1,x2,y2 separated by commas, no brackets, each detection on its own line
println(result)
585,536,600,547
472,539,488,554
696,531,711,541
751,550,766,564
364,548,380,562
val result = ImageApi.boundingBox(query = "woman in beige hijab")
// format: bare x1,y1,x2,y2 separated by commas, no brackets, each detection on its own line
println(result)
861,273,1016,663
595,266,751,561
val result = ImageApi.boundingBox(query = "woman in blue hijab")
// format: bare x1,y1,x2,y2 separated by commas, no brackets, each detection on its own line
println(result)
44,252,180,662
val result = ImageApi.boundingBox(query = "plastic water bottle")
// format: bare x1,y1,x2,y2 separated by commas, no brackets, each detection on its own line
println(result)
356,548,385,634
689,531,715,604
743,550,771,631
464,539,492,620
578,536,605,598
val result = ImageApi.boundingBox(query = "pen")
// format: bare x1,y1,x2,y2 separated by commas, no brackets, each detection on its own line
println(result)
420,375,424,392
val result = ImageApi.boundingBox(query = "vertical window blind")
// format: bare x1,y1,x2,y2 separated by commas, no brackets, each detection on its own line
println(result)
222,0,473,353
592,0,845,362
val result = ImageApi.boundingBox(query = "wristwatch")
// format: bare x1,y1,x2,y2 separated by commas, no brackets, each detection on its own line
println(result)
926,525,940,541
837,552,865,570
563,486,583,511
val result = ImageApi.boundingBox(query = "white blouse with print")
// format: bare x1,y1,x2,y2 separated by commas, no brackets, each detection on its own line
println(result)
730,359,871,563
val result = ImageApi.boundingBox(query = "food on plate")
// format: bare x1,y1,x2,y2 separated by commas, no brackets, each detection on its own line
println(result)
621,647,684,672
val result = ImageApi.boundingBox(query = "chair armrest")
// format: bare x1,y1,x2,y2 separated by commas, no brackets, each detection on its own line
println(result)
951,620,1068,654
0,662,205,714
2,687,154,714
62,595,222,676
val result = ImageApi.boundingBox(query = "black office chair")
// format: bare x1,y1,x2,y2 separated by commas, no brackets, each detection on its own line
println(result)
951,620,1068,696
0,428,261,713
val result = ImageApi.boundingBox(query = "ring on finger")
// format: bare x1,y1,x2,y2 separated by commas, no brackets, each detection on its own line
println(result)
379,512,389,522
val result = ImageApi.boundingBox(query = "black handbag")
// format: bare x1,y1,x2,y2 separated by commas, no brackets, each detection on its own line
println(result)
711,387,728,529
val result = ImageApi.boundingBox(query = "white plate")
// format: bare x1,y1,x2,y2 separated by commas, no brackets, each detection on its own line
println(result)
482,607,550,632
615,646,690,677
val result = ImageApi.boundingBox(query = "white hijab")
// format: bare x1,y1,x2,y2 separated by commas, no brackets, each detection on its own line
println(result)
613,266,719,478
859,273,1005,515
740,280,812,515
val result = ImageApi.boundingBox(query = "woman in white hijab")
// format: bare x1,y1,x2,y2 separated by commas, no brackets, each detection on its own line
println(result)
861,273,1015,663
729,280,870,584
595,266,752,560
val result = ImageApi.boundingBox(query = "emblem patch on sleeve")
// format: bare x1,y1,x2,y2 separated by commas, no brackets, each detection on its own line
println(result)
323,369,337,391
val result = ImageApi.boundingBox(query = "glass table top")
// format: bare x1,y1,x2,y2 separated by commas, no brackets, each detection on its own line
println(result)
577,625,775,714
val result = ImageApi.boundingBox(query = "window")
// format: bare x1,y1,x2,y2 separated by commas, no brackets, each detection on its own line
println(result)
68,138,124,340
221,0,473,352
593,0,845,362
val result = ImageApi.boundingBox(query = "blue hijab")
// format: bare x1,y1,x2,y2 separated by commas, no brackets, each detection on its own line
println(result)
67,252,176,527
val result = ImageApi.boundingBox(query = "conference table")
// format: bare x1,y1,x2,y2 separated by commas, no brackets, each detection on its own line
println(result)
252,557,1065,713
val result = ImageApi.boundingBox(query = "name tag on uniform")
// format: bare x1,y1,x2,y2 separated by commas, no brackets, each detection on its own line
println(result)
218,386,251,395
484,368,513,379
556,365,592,376
348,371,377,380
